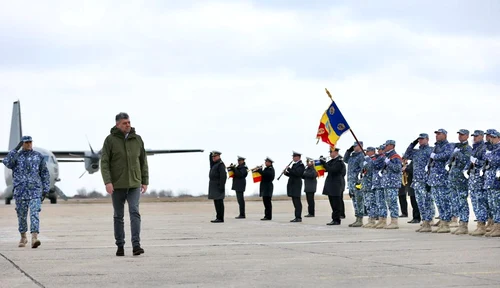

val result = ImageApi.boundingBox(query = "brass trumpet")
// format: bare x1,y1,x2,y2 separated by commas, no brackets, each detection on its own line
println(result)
251,165,263,172
402,158,409,186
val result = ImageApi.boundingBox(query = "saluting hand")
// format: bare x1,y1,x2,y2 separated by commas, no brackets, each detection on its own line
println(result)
15,141,23,151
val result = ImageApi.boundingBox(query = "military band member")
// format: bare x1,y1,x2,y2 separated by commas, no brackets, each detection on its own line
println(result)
482,130,500,237
232,156,248,219
427,129,454,233
446,129,472,235
284,151,306,222
361,147,377,228
405,160,421,223
320,147,346,225
303,157,318,217
373,144,387,229
379,140,402,229
344,141,365,227
208,151,226,223
465,130,488,236
257,157,275,220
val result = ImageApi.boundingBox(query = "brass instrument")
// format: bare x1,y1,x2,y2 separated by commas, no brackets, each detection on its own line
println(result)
402,158,408,186
251,165,263,172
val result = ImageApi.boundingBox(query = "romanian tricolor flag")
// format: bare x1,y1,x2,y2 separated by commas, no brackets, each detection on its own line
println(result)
316,100,350,148
252,171,262,183
227,166,234,178
314,160,325,177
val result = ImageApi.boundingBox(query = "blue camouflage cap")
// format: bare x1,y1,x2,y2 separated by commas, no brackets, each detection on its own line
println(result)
485,129,498,135
490,131,500,138
352,141,363,147
471,130,484,136
377,144,386,150
457,129,469,135
21,135,32,142
434,128,447,134
385,140,396,146
418,133,429,139
365,146,376,152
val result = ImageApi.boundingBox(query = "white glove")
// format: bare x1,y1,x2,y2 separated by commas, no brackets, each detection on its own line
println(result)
496,170,500,178
425,165,428,172
430,153,436,159
453,148,460,154
470,156,477,164
364,155,370,161
445,165,450,171
363,161,367,166
463,170,469,179
384,158,390,164
480,169,484,177
378,171,383,177
486,151,492,155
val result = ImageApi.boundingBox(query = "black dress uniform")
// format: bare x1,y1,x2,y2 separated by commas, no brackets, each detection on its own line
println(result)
321,148,347,225
284,151,306,222
232,156,248,219
208,151,226,223
302,157,318,217
405,161,421,223
258,157,275,220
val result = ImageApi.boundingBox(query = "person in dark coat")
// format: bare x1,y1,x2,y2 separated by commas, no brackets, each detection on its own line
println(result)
320,147,347,225
257,157,275,220
283,151,306,222
302,157,318,217
231,156,248,219
405,160,421,223
208,151,226,223
399,159,409,218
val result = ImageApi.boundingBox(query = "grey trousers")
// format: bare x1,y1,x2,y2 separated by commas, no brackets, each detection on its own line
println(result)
112,187,141,247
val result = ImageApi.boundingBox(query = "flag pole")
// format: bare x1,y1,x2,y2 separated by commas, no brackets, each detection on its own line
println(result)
324,88,366,156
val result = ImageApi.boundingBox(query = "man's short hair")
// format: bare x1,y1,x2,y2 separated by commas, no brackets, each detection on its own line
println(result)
115,112,129,122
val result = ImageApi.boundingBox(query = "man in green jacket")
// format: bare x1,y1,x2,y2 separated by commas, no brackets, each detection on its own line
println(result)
100,112,148,256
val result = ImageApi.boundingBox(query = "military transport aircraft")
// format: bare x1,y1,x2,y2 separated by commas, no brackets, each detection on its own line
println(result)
0,101,204,205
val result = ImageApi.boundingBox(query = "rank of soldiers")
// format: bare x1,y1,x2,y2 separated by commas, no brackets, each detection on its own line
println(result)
208,128,500,238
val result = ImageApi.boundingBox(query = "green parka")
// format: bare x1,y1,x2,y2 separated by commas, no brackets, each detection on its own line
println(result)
100,126,149,189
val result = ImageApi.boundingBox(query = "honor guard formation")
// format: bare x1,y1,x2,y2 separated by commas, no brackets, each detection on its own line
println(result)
208,128,500,238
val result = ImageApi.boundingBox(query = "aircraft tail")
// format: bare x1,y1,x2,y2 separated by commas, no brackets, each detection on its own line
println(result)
8,101,22,150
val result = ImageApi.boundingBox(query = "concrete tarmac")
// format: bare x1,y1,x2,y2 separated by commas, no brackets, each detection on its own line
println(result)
1,198,500,288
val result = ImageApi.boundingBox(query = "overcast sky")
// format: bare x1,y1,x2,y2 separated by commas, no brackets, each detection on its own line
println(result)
0,0,499,197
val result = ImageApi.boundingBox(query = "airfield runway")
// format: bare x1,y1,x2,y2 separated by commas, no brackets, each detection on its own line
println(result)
1,197,499,288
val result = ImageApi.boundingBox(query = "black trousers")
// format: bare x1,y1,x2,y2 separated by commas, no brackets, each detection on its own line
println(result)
340,195,346,218
213,199,224,220
410,194,421,220
399,194,408,216
291,196,302,219
328,195,343,221
236,191,245,216
263,196,272,219
305,192,315,216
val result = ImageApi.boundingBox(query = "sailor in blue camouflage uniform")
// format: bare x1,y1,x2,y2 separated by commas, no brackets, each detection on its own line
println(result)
2,136,50,248
426,129,454,233
404,133,433,232
379,140,402,229
446,129,472,235
361,147,377,228
483,129,498,232
372,144,387,229
465,130,488,236
482,130,500,237
343,141,365,227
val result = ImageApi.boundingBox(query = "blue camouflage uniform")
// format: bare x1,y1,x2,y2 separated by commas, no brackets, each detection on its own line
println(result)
482,136,500,225
446,129,472,223
343,141,365,218
403,133,433,222
380,140,402,219
465,130,488,223
372,145,386,218
484,129,498,221
361,147,377,219
426,129,454,223
2,136,50,234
